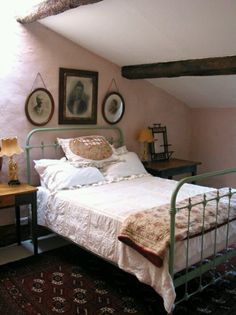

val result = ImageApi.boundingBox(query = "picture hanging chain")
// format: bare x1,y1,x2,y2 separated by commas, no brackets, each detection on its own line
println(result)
107,78,119,93
30,72,47,92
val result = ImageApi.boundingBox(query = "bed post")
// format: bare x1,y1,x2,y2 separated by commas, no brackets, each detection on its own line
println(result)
169,178,186,279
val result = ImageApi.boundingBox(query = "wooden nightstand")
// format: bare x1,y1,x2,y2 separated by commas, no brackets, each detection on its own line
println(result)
0,184,38,255
143,158,201,179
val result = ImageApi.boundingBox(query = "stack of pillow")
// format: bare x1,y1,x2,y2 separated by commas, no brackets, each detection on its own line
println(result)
34,135,147,192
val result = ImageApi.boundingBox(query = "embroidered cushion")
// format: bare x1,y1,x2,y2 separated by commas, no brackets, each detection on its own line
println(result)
69,135,112,160
57,135,118,167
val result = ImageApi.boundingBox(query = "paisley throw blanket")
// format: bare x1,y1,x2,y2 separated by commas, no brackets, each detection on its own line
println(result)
118,188,236,267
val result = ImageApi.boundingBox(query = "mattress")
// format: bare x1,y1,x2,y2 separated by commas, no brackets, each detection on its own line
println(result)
37,174,236,313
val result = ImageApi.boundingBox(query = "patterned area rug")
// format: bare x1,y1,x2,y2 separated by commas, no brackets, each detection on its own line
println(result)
0,244,235,315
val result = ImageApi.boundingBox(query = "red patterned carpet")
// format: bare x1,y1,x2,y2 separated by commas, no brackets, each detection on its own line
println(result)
0,244,235,315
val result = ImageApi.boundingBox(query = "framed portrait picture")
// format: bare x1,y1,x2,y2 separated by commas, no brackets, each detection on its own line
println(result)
102,92,125,124
59,68,98,124
25,88,54,126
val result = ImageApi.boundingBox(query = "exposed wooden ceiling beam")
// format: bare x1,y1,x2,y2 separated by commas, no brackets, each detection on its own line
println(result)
17,0,103,24
122,55,236,79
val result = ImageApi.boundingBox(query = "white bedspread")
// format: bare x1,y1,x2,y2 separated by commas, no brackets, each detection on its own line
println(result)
37,174,236,313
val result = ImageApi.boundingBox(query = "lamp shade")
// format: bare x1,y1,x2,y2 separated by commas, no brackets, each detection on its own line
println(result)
138,129,153,143
0,137,23,157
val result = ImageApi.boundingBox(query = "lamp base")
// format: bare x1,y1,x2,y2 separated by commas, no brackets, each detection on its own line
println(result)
8,179,21,186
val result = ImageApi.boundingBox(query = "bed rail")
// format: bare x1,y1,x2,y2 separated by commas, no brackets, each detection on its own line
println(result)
169,168,236,309
25,125,124,184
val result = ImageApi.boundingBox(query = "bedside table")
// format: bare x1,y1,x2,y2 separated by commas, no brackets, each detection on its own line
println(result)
143,158,201,179
0,184,38,255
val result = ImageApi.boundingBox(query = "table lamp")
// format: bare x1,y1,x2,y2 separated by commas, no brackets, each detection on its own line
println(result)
0,137,23,185
138,128,153,161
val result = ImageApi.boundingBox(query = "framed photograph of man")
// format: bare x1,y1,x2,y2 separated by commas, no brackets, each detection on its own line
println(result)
59,68,98,124
102,92,125,124
25,88,54,126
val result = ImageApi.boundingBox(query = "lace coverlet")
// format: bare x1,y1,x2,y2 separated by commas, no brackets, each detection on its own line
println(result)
118,188,236,267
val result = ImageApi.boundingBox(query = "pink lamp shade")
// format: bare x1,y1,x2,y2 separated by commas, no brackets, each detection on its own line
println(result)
0,137,23,157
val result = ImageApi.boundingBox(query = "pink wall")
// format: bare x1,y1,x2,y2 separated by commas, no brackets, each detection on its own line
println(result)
0,7,190,225
190,108,236,187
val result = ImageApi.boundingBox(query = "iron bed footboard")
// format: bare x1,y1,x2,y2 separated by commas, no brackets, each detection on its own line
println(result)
25,126,236,313
169,169,236,311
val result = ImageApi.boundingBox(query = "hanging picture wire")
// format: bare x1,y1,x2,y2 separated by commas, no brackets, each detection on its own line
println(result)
149,123,174,161
30,72,47,92
107,78,119,93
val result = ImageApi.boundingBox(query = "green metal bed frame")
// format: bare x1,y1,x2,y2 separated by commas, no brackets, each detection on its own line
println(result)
25,125,236,314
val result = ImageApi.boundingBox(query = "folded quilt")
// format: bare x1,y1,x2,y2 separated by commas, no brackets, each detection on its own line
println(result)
118,188,236,268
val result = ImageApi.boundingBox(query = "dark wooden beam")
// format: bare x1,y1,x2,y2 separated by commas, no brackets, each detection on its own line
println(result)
122,55,236,79
17,0,103,24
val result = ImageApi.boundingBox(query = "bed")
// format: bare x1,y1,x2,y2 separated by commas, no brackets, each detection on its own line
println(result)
25,125,236,314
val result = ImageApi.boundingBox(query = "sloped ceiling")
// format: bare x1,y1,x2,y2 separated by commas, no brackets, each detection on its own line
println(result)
37,0,236,108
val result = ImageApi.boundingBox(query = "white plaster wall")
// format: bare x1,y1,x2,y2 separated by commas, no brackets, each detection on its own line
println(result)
0,4,191,225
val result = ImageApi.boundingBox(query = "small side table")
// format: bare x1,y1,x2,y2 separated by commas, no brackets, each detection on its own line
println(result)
0,183,38,255
143,158,201,179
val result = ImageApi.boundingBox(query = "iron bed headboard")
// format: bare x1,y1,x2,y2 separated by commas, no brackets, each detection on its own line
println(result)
25,125,124,185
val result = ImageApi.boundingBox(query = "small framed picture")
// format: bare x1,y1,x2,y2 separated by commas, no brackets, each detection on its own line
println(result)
25,88,54,126
59,68,98,124
102,92,125,124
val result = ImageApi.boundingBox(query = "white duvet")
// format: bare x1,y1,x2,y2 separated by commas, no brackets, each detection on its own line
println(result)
37,174,236,313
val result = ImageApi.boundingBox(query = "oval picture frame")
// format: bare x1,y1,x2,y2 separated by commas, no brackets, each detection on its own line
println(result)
102,92,125,124
25,88,54,126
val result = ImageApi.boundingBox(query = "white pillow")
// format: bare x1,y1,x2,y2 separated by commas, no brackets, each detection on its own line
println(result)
33,159,66,187
33,158,66,172
111,145,129,155
102,152,147,179
34,159,105,192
